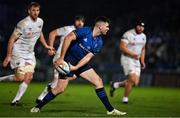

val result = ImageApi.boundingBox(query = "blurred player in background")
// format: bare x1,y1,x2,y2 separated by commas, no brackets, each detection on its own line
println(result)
36,15,85,103
0,2,53,106
110,20,146,104
31,16,126,116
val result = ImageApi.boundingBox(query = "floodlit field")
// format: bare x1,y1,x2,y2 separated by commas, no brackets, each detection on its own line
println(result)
0,82,179,117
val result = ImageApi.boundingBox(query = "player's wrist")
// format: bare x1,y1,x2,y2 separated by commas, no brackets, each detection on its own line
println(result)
7,54,12,57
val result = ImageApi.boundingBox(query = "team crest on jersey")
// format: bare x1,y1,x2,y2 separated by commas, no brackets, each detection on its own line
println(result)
83,38,88,42
38,25,42,29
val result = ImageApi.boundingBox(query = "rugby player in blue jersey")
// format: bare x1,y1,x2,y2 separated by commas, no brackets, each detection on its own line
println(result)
31,16,126,116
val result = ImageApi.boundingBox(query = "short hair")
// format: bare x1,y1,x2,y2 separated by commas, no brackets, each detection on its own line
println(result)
95,16,111,25
74,15,85,22
28,2,40,10
135,19,145,27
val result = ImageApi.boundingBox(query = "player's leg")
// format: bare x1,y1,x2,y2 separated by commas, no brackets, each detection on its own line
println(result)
31,76,71,112
109,79,127,97
11,64,34,105
36,69,59,103
36,69,76,103
80,68,126,115
0,74,15,81
123,72,140,103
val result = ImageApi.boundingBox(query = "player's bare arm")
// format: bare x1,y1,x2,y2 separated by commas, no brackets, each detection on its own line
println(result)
3,31,21,67
120,40,139,60
39,32,54,51
140,46,146,69
54,32,76,67
48,29,59,47
70,52,94,71
48,29,59,55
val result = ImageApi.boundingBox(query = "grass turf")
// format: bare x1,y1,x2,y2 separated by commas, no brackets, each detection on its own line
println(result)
0,82,179,117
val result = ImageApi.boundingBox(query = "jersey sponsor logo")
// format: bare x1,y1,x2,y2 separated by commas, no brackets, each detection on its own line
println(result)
29,28,32,31
38,25,42,29
79,43,91,53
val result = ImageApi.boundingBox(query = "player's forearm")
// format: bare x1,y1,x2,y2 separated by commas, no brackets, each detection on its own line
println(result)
120,45,135,57
48,31,57,47
140,48,145,64
6,33,18,57
76,53,94,69
39,33,49,48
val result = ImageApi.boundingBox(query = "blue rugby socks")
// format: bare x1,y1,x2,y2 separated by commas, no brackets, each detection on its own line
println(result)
36,90,56,109
95,87,114,112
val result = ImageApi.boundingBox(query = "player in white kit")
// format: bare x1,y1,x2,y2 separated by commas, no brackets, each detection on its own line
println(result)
110,20,146,103
1,2,53,106
35,15,85,103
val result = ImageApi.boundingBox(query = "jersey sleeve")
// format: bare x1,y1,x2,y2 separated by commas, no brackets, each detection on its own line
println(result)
144,35,147,44
73,27,89,39
56,27,66,36
121,32,130,44
13,21,26,34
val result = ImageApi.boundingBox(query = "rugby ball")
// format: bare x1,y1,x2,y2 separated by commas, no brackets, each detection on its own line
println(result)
55,61,70,75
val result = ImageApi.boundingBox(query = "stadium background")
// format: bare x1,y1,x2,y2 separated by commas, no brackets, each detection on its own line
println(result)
1,0,180,87
0,0,180,117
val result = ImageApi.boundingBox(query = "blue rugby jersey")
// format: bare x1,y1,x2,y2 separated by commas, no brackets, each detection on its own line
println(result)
65,27,103,64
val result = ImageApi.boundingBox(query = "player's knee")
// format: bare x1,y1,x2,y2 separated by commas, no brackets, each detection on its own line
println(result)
24,78,31,84
94,77,103,88
14,74,25,81
24,73,33,84
134,79,140,86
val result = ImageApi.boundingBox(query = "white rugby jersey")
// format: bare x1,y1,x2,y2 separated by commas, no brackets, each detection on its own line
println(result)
12,16,43,56
121,29,146,56
55,25,75,56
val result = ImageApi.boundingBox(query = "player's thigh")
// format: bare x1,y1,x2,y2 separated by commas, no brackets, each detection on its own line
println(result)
80,68,103,88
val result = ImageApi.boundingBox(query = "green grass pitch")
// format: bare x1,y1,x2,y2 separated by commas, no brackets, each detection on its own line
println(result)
0,82,179,117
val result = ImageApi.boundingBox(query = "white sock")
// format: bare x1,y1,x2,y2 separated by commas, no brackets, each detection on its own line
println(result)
113,82,120,88
37,86,49,100
51,79,58,89
37,78,58,100
0,74,14,81
122,97,128,102
12,82,28,103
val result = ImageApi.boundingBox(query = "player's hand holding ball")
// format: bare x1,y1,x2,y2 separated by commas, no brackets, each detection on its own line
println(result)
54,58,70,75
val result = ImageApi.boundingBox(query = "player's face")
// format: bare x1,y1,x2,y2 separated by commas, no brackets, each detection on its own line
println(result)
74,20,84,28
136,25,144,34
99,22,110,35
28,6,40,21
